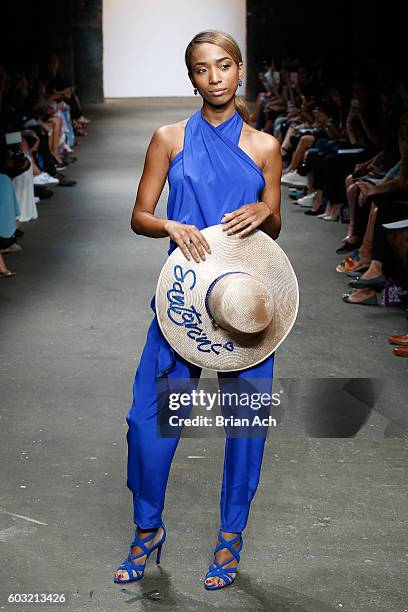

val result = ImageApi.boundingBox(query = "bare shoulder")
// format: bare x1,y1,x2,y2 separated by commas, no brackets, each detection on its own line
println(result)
152,118,189,160
243,122,280,157
155,117,188,138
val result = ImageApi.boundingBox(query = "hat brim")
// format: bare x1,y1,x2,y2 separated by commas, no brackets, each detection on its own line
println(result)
155,224,299,371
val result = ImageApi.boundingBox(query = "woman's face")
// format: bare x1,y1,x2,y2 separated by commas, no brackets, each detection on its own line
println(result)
190,43,242,103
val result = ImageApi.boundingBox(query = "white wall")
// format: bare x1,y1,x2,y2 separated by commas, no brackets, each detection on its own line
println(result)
103,0,246,97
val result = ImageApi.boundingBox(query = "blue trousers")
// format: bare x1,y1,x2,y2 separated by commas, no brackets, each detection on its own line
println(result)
126,314,274,534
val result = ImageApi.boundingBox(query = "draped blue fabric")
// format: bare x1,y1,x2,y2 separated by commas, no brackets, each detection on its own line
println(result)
151,108,265,376
166,108,265,255
126,109,274,533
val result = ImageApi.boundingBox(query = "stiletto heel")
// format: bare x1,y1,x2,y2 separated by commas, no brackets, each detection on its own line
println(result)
204,530,243,590
156,543,163,564
113,521,166,583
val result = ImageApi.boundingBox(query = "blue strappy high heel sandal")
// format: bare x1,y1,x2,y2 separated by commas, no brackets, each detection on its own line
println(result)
113,521,166,583
204,530,243,590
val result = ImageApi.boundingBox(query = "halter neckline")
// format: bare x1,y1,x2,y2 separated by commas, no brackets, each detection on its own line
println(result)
200,109,239,129
166,105,265,258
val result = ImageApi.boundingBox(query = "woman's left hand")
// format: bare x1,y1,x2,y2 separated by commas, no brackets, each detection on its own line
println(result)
221,202,272,238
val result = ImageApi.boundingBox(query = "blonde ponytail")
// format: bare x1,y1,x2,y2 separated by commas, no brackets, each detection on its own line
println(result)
234,95,250,124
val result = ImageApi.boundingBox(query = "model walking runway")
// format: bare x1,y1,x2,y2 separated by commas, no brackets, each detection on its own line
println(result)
1,58,407,612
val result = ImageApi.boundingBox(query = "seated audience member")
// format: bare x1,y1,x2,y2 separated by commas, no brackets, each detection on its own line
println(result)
388,240,408,357
254,59,286,131
279,91,315,159
0,52,91,283
340,161,401,253
0,251,14,277
293,83,381,219
337,81,408,249
341,111,408,306
281,97,344,188
0,172,22,259
13,136,38,223
287,87,349,208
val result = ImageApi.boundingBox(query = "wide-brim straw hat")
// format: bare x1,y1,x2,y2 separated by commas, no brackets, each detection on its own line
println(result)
155,224,299,371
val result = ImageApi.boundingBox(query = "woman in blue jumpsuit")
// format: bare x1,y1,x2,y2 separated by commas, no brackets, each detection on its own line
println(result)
114,30,282,590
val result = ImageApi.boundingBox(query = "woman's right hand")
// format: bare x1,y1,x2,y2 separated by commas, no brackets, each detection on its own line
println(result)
163,220,211,263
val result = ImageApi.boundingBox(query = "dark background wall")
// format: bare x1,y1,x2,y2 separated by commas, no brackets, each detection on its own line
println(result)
1,0,103,104
246,0,405,99
1,1,405,103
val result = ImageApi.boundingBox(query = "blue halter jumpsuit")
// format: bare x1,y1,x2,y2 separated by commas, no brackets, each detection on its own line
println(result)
126,108,275,533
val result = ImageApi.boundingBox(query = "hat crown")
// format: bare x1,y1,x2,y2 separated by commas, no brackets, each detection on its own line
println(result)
207,272,274,334
155,224,299,372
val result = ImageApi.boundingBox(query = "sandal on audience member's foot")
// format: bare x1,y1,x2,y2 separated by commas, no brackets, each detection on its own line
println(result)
1,270,16,278
336,251,369,273
342,293,378,305
204,530,243,590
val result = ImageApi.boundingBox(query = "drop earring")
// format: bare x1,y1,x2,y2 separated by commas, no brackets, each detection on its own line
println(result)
238,79,243,87
194,88,198,95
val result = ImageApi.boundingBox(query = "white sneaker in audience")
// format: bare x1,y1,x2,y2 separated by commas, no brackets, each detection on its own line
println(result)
297,192,317,207
42,172,60,185
33,173,59,186
281,171,308,187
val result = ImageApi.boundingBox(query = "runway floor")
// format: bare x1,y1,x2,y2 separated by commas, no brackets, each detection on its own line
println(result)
1,99,407,611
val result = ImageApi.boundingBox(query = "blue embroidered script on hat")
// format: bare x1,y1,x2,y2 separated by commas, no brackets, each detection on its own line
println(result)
166,264,234,354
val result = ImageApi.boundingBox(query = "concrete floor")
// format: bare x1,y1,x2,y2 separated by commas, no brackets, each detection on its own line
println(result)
1,99,407,612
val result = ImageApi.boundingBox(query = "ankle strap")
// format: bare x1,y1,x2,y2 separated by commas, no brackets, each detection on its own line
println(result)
214,531,243,563
132,521,165,552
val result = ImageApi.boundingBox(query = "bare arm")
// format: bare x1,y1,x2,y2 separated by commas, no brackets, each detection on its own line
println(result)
130,126,172,236
221,135,282,240
258,136,282,239
358,169,402,202
372,177,401,194
130,125,211,262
